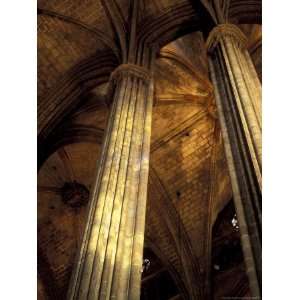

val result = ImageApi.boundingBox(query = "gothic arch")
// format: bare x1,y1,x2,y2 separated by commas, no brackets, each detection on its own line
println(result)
137,2,216,47
37,1,216,147
38,8,120,57
38,50,118,150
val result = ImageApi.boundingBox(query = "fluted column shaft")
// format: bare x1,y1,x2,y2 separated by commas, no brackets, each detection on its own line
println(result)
207,24,262,186
67,53,154,299
207,24,262,298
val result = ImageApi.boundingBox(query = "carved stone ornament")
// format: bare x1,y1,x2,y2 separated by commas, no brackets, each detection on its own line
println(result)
106,63,152,105
110,63,151,84
206,23,247,52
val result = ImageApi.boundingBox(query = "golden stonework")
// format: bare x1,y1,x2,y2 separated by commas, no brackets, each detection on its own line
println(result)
206,23,248,52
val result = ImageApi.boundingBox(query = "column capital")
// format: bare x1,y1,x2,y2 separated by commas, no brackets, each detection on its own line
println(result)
206,24,247,52
106,63,152,105
110,63,151,84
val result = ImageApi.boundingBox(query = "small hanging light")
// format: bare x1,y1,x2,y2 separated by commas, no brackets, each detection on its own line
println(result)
231,213,239,231
142,258,151,273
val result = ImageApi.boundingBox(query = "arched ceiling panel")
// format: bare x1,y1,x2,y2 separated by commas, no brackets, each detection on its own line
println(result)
38,15,103,99
38,0,113,30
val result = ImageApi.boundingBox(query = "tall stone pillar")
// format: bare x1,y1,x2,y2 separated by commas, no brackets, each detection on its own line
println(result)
67,50,155,299
207,24,262,298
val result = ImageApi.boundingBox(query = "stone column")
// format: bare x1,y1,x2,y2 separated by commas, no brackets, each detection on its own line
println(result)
67,52,155,299
207,24,262,298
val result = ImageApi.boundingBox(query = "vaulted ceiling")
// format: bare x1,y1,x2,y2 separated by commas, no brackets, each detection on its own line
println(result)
37,1,261,299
